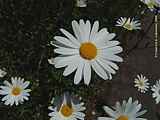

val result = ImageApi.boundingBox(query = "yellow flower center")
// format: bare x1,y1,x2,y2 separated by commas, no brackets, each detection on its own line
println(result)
117,115,129,120
11,87,21,96
79,42,97,60
139,80,144,86
124,23,132,31
60,104,73,117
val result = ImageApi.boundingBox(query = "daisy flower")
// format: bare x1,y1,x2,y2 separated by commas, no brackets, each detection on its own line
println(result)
115,17,141,31
134,74,150,93
98,97,147,120
48,93,86,120
152,80,160,104
76,0,87,7
0,68,7,78
0,77,31,106
51,19,123,85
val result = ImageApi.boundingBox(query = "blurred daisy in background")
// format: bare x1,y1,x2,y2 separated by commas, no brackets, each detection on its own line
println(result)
140,0,160,13
76,0,87,7
152,80,160,104
48,93,86,120
0,77,31,106
134,74,150,93
51,19,123,85
116,17,141,31
0,68,7,78
98,97,147,120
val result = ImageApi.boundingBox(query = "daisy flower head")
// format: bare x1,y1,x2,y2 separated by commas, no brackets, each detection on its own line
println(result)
134,74,150,93
152,80,160,104
98,97,147,120
52,19,123,85
76,0,87,7
0,68,7,78
48,93,86,120
116,17,141,31
0,77,31,106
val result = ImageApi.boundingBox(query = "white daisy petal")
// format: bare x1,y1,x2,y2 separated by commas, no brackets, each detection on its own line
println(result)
54,36,78,48
74,59,84,84
91,60,108,80
90,21,99,41
60,28,80,46
54,47,79,55
72,20,83,42
83,61,91,85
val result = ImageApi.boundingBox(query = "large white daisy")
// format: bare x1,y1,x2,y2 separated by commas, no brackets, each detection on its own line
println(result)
48,93,86,120
152,80,160,104
134,74,150,93
116,17,141,31
0,77,31,106
51,19,123,85
98,97,147,120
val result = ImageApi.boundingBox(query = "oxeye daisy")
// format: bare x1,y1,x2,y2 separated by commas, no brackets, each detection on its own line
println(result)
0,68,7,78
134,74,150,93
98,97,147,120
51,19,123,85
151,80,160,104
0,77,31,106
76,0,87,7
116,17,141,31
48,93,86,120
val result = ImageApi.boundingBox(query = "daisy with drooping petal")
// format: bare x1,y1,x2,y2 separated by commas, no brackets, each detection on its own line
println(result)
48,93,86,120
98,97,147,120
134,74,150,93
152,80,160,104
116,17,141,31
0,77,31,106
51,19,123,85
0,68,7,78
76,0,87,7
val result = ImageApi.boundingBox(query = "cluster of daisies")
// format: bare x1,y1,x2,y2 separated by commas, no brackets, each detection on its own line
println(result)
0,0,160,120
134,74,160,104
48,93,148,120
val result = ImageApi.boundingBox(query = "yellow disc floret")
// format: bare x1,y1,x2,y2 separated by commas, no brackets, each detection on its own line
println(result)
80,42,97,60
60,104,73,117
11,87,21,96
